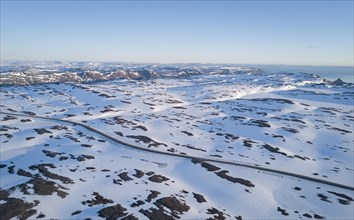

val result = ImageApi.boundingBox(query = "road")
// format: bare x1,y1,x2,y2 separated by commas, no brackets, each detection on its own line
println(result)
1,111,353,191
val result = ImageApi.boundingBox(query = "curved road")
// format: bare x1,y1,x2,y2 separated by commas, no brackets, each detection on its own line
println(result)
1,111,353,191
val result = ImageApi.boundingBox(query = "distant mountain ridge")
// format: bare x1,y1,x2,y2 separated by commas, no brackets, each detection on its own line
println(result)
0,61,351,86
0,62,262,86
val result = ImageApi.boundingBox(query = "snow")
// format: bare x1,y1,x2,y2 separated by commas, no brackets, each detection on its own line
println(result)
0,64,353,219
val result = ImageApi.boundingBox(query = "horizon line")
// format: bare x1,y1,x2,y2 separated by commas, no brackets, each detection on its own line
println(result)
1,59,353,68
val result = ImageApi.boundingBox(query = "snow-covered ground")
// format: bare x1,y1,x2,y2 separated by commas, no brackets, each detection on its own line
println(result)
0,64,353,219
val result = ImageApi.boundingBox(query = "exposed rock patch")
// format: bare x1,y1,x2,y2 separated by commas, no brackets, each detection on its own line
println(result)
82,192,114,207
148,175,169,183
97,203,128,219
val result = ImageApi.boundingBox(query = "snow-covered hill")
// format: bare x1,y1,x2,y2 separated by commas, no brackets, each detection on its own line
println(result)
0,62,353,219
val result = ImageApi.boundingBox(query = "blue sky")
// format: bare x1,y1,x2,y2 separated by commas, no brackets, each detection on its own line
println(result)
1,1,353,66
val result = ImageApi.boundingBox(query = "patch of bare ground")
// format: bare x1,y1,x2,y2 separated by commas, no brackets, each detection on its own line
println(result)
191,159,220,172
165,99,183,104
193,160,254,187
222,133,239,141
216,170,255,187
114,131,124,136
131,200,145,207
17,169,33,178
148,175,169,183
20,119,32,122
42,150,64,158
140,196,190,219
97,203,136,220
277,207,289,216
36,213,46,218
0,133,13,140
139,208,175,220
14,177,68,198
173,106,186,109
281,127,299,134
317,193,332,203
121,100,132,104
126,135,167,148
113,116,137,127
193,192,207,203
29,164,73,184
146,190,161,202
7,165,15,174
0,193,39,220
201,163,221,172
82,192,113,207
243,139,257,148
0,189,10,200
249,98,295,105
0,125,19,132
50,125,68,130
1,115,17,121
72,154,95,162
132,125,148,131
133,169,144,178
23,111,36,116
118,172,133,181
206,207,234,220
71,210,82,216
81,144,92,148
181,130,193,136
155,197,190,216
100,108,118,113
33,128,52,135
313,214,325,219
328,191,354,205
262,144,287,157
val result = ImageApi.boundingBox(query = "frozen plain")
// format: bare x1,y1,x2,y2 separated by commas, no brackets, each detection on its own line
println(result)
0,63,353,219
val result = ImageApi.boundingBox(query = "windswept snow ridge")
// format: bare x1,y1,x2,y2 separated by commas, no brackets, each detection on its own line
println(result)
0,62,353,219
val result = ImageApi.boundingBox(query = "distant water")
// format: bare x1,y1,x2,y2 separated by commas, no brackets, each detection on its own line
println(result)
257,65,353,83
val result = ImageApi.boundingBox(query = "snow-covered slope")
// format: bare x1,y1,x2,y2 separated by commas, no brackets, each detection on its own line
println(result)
0,63,353,219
